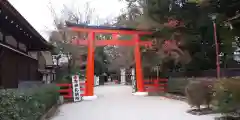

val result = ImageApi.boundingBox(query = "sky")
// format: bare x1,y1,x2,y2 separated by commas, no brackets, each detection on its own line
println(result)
8,0,127,40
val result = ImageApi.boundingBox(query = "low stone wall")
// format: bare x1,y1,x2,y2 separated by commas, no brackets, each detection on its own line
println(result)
40,104,59,120
18,81,43,89
167,77,217,95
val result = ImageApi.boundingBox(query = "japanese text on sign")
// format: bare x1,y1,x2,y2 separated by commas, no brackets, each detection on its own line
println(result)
72,75,82,102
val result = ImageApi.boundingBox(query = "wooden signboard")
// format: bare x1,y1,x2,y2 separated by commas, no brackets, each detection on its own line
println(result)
72,75,82,102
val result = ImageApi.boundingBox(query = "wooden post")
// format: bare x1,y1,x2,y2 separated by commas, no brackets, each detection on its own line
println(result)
85,32,95,96
133,34,144,92
120,68,126,84
213,22,220,79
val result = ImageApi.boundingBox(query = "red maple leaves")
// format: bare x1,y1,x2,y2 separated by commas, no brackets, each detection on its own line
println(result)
164,19,185,28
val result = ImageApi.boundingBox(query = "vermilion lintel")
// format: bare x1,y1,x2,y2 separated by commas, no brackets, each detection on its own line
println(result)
96,40,135,46
71,39,153,47
139,41,153,46
70,27,152,35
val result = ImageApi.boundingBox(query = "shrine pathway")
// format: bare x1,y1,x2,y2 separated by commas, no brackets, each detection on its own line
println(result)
50,84,220,120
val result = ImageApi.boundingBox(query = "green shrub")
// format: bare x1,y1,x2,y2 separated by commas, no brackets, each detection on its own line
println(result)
0,84,59,120
213,77,240,113
56,73,85,84
56,75,72,83
185,80,213,110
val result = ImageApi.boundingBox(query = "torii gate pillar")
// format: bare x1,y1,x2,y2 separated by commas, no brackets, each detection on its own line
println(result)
82,32,97,100
132,34,148,96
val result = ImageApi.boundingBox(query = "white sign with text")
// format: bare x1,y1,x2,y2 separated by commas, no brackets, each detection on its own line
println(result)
94,75,99,86
72,75,82,102
120,68,126,84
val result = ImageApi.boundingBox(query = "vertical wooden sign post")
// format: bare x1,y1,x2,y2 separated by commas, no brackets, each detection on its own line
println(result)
120,68,126,85
131,68,137,93
94,75,100,86
72,75,82,102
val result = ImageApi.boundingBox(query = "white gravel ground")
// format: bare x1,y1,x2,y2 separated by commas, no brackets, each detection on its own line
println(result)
50,84,220,120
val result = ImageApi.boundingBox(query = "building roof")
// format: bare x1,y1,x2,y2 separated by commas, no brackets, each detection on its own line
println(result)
0,0,53,50
41,51,54,66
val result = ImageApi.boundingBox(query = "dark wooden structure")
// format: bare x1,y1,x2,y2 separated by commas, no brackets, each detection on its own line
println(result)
0,0,52,88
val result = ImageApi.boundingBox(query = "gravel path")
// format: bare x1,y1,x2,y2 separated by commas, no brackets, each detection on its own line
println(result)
50,85,220,120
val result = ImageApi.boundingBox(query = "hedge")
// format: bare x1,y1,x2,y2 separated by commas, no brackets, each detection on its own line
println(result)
0,84,59,120
213,77,240,114
56,73,85,84
168,77,240,115
167,77,189,95
167,77,216,95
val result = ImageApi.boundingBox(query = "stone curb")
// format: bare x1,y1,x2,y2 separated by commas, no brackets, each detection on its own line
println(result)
148,92,187,101
40,104,59,120
162,93,187,101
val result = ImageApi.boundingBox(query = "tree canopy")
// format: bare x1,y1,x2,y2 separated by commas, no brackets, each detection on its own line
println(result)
117,0,240,74
48,2,110,76
49,0,240,77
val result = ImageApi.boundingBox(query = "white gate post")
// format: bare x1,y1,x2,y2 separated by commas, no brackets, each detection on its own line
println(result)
94,75,100,86
120,68,126,84
94,75,99,86
108,76,111,82
131,68,136,92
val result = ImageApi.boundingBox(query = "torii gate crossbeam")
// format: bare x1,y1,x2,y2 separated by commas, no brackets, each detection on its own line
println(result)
67,23,153,98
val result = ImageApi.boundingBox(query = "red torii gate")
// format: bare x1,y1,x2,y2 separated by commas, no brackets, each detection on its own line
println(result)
67,23,153,98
